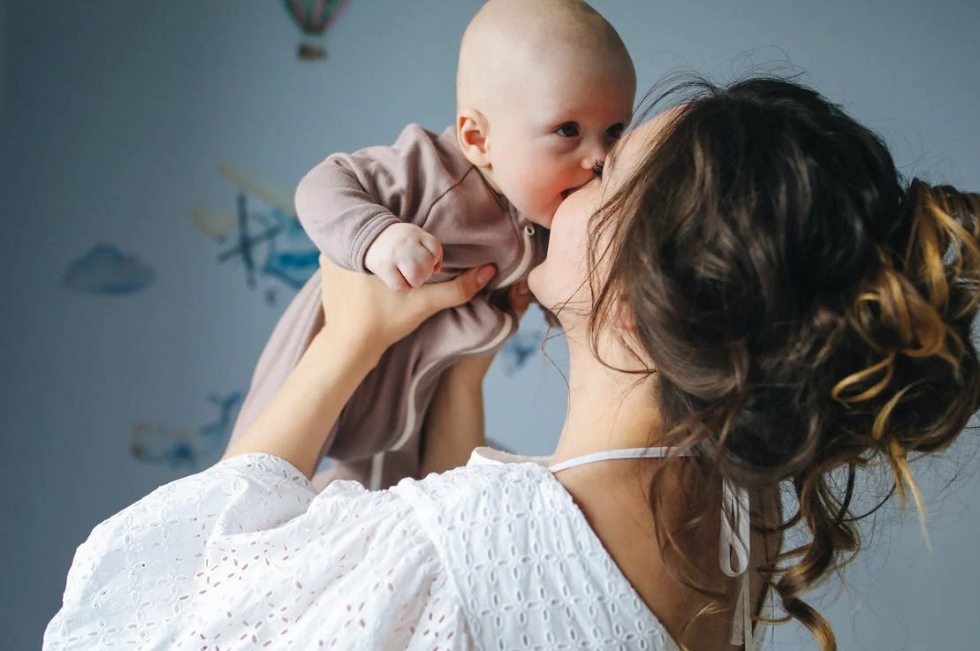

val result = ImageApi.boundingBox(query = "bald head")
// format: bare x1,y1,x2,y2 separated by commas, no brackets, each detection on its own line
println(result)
456,0,634,112
452,0,636,226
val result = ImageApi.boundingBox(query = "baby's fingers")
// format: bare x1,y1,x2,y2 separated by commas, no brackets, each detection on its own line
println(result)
418,232,444,274
376,262,411,291
398,255,435,289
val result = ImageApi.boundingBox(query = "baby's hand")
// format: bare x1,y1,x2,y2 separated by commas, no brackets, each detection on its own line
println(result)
364,223,444,291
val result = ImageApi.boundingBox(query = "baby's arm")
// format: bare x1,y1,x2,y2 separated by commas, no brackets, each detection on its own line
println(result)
294,129,444,290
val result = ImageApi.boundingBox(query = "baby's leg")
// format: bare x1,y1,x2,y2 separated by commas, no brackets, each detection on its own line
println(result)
226,270,325,448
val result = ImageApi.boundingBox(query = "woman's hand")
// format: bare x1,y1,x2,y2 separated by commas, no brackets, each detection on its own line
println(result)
223,257,497,478
319,255,498,362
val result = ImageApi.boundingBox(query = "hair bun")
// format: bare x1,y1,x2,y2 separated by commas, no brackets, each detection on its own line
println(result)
830,179,980,511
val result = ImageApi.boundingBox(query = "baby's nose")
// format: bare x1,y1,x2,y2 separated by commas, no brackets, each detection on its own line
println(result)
580,140,607,169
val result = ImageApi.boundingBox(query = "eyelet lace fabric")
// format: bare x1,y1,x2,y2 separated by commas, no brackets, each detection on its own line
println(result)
43,452,692,650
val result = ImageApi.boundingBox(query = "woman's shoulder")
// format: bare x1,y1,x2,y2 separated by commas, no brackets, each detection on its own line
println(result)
390,450,678,650
46,454,474,650
467,446,554,467
391,447,554,513
387,451,561,583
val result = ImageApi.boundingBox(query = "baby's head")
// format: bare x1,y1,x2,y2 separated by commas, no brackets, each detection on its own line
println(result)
456,0,636,228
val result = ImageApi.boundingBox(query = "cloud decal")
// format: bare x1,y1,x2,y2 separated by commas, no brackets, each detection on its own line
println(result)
63,244,155,295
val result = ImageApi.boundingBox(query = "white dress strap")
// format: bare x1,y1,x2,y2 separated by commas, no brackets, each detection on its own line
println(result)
721,479,753,648
549,447,757,651
547,447,682,473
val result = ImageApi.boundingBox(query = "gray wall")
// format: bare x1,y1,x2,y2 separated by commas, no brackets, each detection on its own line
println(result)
0,0,6,184
2,1,978,649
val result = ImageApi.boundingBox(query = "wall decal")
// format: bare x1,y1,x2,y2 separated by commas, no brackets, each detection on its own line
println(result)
193,164,318,305
283,0,353,60
130,391,244,470
499,327,546,375
63,244,155,295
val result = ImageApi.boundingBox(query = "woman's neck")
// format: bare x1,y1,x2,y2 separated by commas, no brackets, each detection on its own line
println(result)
547,336,768,651
550,337,666,467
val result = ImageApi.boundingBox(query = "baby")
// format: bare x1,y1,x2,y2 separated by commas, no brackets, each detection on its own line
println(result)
227,0,636,489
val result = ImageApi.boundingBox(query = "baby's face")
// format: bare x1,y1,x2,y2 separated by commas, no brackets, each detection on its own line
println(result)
486,63,635,228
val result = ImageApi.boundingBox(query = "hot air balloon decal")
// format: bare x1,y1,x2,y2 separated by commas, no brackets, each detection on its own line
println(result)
284,0,352,61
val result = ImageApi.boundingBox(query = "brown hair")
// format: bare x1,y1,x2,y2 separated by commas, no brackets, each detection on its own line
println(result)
586,76,980,649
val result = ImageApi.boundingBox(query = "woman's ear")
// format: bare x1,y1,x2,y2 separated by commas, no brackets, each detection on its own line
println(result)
457,109,492,168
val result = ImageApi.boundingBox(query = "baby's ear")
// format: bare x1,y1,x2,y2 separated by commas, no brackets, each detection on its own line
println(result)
457,109,491,168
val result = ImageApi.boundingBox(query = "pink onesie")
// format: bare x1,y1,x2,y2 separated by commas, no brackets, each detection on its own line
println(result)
226,124,548,489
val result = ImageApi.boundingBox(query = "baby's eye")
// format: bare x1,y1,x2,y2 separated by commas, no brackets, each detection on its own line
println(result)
592,159,605,178
606,123,625,140
555,122,580,138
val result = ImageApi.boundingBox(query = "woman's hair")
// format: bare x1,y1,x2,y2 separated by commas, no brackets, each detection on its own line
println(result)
588,76,980,650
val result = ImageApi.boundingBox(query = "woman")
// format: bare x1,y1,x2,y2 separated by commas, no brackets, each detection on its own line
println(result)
43,77,980,651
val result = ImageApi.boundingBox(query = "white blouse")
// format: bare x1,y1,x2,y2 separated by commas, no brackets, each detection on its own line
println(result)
43,450,760,650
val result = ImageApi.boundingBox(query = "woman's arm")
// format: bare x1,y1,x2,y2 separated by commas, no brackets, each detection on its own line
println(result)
419,281,532,475
419,355,492,476
222,330,379,478
223,257,497,479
